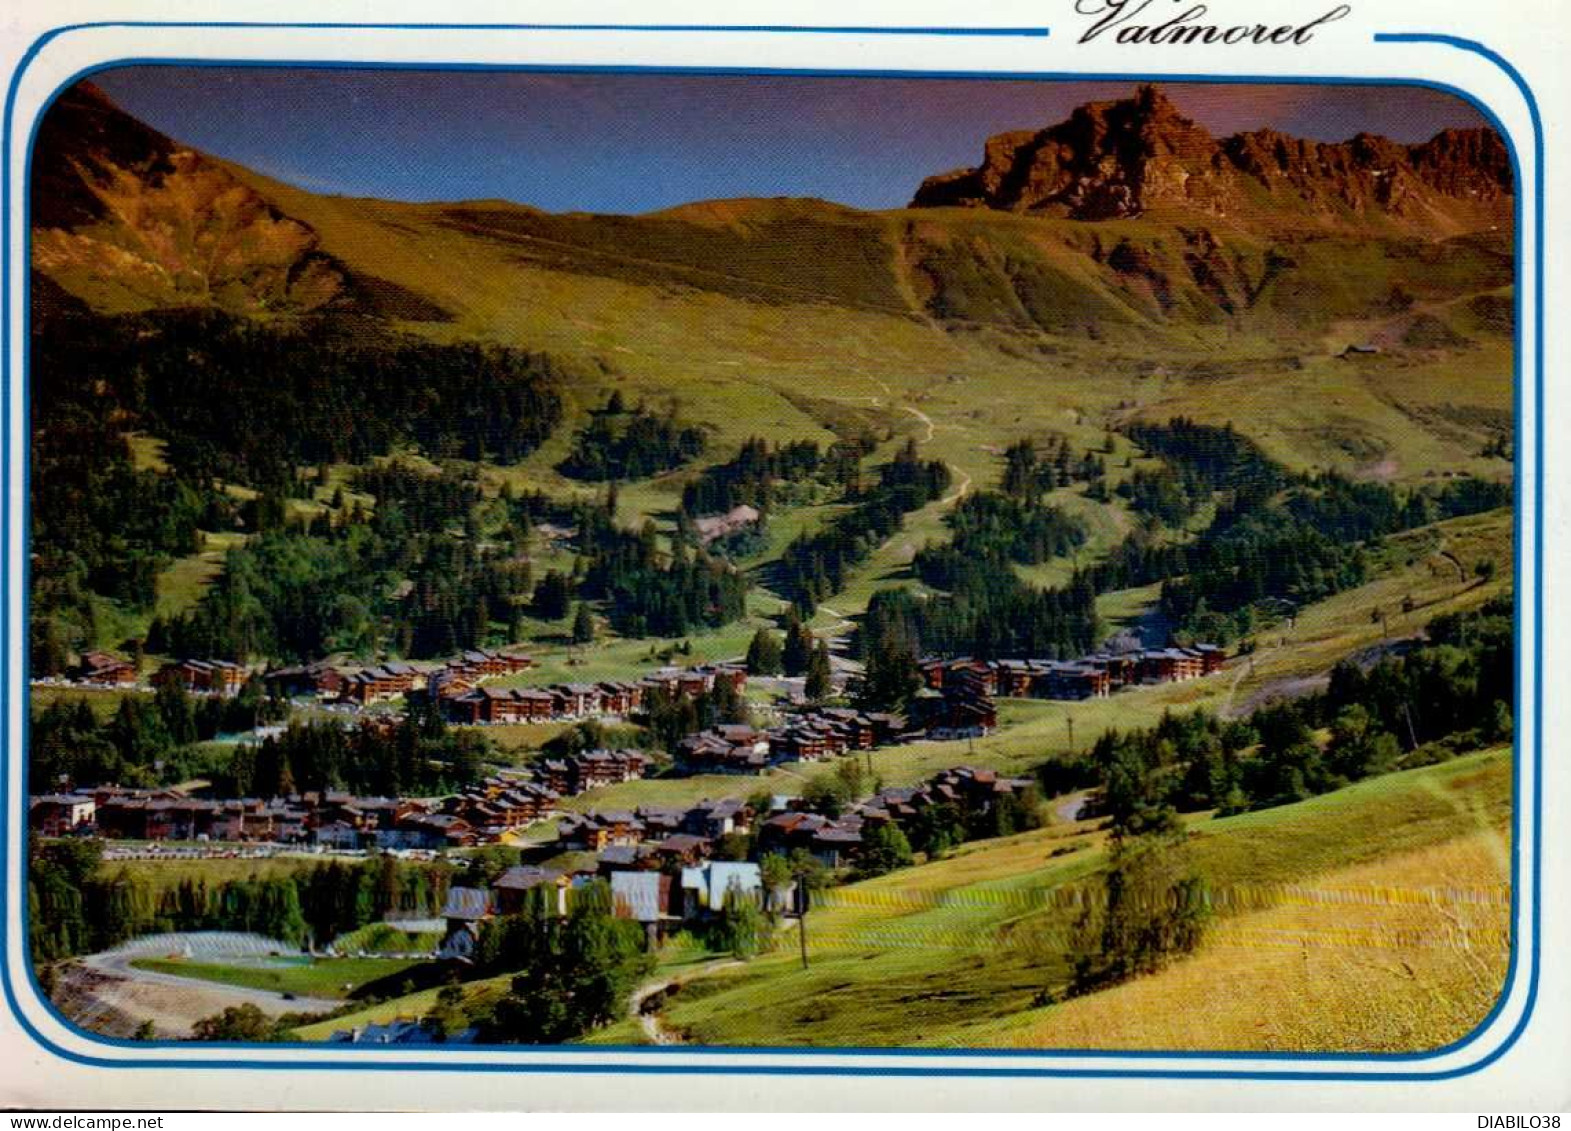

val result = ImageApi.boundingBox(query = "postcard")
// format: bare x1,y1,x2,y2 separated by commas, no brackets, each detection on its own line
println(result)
1,0,1564,1112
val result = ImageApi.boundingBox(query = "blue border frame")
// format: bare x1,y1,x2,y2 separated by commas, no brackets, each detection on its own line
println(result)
0,23,1544,1082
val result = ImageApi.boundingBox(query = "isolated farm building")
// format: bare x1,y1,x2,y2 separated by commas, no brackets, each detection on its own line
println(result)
76,651,137,686
693,504,761,544
28,794,96,837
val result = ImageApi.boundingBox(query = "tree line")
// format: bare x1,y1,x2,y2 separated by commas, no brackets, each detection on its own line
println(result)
774,439,951,612
576,505,750,637
1082,594,1513,827
558,392,706,481
467,881,655,1043
28,841,453,963
226,705,492,799
38,308,567,488
1078,419,1511,642
30,680,286,793
30,304,570,668
680,434,869,516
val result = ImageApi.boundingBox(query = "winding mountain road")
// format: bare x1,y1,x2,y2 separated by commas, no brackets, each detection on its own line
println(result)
60,933,340,1038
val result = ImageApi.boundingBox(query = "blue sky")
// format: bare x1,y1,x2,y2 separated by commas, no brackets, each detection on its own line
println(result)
90,68,1489,214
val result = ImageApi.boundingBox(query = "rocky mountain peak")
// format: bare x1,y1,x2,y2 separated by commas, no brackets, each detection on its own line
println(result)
911,85,1511,231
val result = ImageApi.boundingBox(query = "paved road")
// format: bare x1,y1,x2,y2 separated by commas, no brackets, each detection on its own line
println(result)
77,932,340,1028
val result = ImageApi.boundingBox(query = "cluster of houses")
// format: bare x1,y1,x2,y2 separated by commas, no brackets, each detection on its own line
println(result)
756,765,1037,867
673,693,986,776
61,652,250,696
29,785,474,850
29,745,659,850
73,651,139,687
70,648,760,733
430,663,748,726
154,658,249,697
556,797,750,856
438,751,651,837
434,853,775,961
919,644,1225,702
549,764,1036,877
29,786,492,850
62,647,543,705
266,648,537,707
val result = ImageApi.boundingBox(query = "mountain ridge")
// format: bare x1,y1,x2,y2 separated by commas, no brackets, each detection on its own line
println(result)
32,80,1511,349
912,85,1510,235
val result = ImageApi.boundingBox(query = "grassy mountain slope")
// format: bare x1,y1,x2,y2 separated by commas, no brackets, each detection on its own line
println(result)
646,746,1508,1050
35,80,1515,512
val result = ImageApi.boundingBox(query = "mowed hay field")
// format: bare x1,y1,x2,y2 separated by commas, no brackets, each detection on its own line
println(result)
965,829,1509,1052
651,747,1511,1051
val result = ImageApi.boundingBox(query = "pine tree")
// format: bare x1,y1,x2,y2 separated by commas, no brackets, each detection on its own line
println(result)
782,608,813,676
805,640,832,702
745,627,783,675
571,602,595,645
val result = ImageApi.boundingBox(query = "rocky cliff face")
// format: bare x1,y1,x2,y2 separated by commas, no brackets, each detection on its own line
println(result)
912,86,1511,232
32,82,351,315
